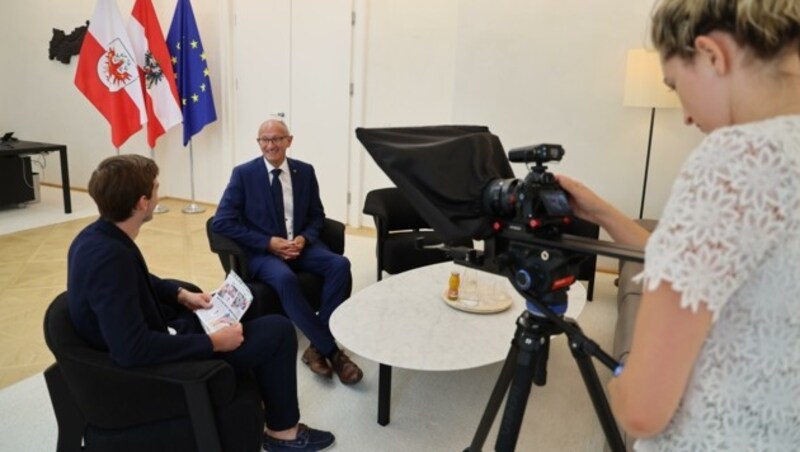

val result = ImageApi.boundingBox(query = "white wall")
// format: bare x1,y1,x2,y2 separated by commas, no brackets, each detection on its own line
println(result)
354,0,703,226
0,0,226,204
354,0,461,214
1,0,703,227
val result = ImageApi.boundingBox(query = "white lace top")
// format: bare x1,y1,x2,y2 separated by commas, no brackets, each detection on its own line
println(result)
634,116,800,451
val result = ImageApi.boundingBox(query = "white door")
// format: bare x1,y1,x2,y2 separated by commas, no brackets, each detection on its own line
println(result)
232,0,292,165
232,0,353,222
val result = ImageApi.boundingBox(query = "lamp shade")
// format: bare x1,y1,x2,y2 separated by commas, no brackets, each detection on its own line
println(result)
623,49,680,109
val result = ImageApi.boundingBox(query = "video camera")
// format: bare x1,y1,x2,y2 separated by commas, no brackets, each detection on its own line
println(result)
477,143,582,314
483,143,571,233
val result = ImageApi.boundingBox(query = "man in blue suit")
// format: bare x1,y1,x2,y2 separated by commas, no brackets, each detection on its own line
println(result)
213,119,362,385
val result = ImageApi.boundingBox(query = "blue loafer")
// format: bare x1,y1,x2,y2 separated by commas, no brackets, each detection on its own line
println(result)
263,423,335,451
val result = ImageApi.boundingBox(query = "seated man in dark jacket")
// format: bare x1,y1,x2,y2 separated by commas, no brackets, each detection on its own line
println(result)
67,154,334,452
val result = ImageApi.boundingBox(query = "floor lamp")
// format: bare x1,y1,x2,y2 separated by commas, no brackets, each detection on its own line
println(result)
623,49,680,219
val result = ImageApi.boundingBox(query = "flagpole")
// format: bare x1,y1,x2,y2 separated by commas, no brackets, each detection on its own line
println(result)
115,147,120,156
169,0,216,216
182,139,205,214
149,147,169,214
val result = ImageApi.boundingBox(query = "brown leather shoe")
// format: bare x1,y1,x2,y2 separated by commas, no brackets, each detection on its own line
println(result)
302,346,333,379
331,350,363,385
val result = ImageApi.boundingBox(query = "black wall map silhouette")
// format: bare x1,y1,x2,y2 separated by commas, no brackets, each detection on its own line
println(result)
49,21,89,64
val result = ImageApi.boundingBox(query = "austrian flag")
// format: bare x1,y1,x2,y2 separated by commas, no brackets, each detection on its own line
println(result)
75,0,147,148
128,0,182,148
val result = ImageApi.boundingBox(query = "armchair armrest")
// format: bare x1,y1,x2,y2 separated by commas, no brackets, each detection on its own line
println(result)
363,187,429,231
320,218,345,255
45,293,238,431
55,354,232,452
206,217,251,278
59,346,235,429
207,230,244,259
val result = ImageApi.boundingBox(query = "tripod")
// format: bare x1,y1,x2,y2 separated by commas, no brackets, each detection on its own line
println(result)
464,293,625,452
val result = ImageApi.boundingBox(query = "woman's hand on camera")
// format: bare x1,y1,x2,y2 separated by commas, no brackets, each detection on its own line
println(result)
556,175,611,225
557,174,651,248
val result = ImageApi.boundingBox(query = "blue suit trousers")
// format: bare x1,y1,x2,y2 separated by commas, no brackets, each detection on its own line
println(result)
249,242,351,357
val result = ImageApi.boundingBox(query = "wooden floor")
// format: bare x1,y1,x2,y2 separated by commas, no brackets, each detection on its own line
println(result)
0,197,376,389
0,199,211,388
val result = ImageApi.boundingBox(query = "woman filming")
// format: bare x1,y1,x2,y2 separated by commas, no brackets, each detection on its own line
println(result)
559,0,800,450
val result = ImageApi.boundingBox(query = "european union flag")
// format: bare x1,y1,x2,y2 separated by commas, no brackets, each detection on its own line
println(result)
166,0,217,146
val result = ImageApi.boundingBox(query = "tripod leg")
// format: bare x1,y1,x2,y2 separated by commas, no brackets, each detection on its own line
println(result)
495,331,545,452
566,328,625,451
533,334,550,386
464,345,518,452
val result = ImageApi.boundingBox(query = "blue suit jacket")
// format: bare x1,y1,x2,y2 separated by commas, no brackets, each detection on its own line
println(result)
67,219,212,368
212,157,325,256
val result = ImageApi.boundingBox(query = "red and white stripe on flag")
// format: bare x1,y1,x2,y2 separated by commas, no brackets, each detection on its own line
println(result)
75,0,147,148
128,0,183,149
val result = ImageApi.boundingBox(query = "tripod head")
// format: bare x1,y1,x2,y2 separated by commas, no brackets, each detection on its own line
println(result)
449,226,643,320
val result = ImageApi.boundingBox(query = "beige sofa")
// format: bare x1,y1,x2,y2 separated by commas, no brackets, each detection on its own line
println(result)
613,219,658,363
611,219,658,450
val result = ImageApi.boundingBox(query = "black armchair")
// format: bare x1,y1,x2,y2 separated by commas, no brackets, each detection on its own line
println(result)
363,187,473,281
561,217,601,301
206,217,351,318
43,290,264,452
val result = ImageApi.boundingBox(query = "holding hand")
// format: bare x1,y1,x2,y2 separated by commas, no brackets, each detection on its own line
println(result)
177,289,212,311
556,175,615,225
209,323,244,352
269,235,306,260
556,174,651,248
291,235,306,249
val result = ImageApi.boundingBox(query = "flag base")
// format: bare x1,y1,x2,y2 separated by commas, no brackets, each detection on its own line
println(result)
182,203,206,214
154,203,169,214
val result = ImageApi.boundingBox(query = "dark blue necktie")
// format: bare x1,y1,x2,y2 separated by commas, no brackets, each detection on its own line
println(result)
271,169,287,237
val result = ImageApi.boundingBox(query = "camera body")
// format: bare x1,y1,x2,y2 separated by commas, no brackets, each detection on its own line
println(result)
482,144,573,239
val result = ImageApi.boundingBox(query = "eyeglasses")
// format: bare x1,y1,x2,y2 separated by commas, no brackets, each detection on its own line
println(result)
256,136,289,145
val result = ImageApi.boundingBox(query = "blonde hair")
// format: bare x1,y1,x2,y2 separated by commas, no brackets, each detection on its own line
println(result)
651,0,800,60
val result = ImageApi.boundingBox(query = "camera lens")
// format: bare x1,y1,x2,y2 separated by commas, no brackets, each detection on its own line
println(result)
482,178,519,217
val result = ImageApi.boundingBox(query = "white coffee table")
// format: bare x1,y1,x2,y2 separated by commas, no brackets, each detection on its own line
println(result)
329,261,586,425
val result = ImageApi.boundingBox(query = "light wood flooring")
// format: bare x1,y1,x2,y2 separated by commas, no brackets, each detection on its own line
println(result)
0,199,214,389
0,197,376,390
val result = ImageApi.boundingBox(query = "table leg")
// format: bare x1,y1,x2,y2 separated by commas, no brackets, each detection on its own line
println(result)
58,146,71,214
378,363,392,425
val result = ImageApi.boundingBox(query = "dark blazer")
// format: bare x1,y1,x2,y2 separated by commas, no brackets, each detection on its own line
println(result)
67,219,212,368
212,157,325,256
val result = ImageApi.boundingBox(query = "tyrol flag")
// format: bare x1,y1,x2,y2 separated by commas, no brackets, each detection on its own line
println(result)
167,0,217,146
75,0,147,148
128,0,183,149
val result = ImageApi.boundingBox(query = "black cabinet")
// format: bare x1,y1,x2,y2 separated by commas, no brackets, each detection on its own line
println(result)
0,156,35,207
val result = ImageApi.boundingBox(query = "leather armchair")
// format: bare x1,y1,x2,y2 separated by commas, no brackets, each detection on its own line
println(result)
363,187,473,281
206,217,351,318
43,289,264,452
